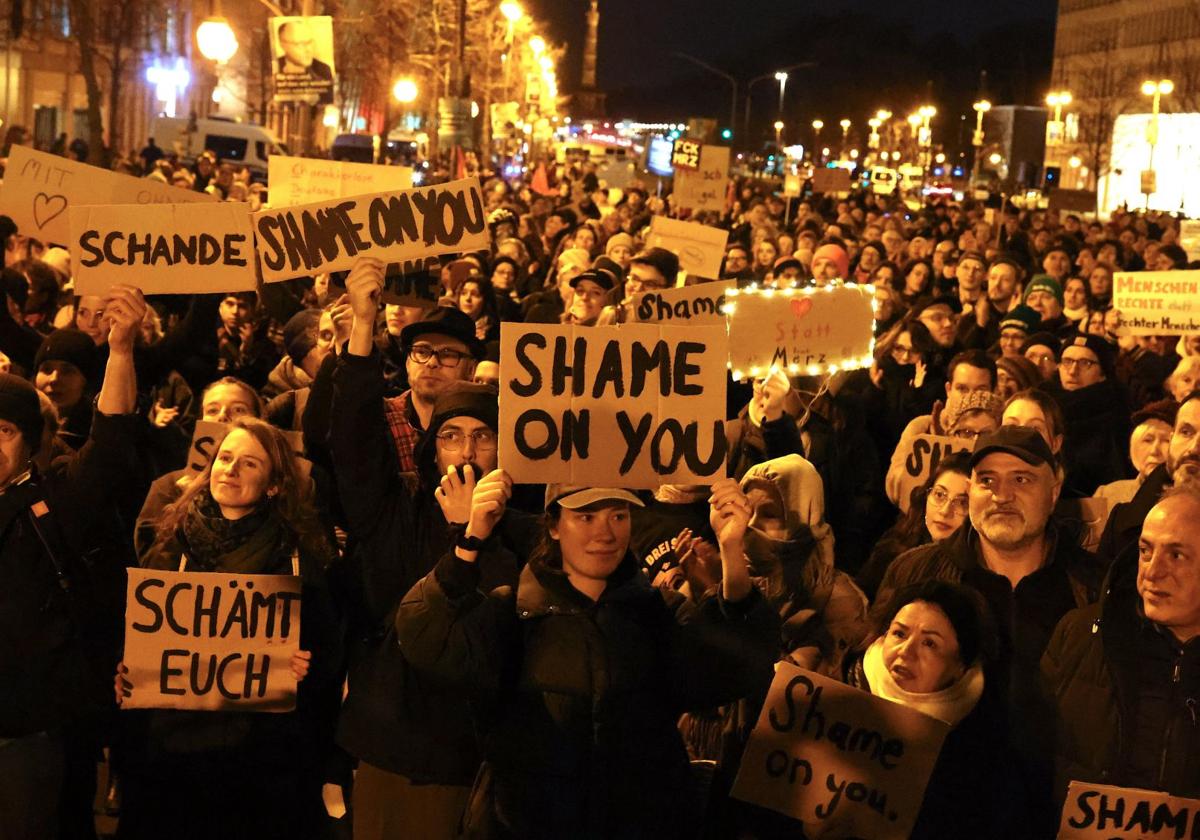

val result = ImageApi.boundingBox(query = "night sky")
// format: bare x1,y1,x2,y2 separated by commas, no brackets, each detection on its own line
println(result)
529,0,1058,147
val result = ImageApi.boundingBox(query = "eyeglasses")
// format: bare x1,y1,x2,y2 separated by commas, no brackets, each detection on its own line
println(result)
950,427,990,441
435,429,497,451
892,344,917,361
1060,356,1097,371
0,422,20,442
409,344,470,367
928,486,968,514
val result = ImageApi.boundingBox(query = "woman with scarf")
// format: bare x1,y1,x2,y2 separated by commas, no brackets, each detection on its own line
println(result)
115,417,340,840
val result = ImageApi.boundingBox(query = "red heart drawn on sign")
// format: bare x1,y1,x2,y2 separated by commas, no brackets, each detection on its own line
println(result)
790,297,813,319
33,193,68,230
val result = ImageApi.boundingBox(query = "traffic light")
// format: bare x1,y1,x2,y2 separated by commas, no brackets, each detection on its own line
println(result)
720,127,733,140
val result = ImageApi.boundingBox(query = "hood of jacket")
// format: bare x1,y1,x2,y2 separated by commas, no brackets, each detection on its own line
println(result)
740,454,834,568
267,356,313,395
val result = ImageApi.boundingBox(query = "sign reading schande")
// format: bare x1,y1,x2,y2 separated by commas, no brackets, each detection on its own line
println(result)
121,568,301,712
498,323,728,487
1113,270,1200,335
252,177,488,282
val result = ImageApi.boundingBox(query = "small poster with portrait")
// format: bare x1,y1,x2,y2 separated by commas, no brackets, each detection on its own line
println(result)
269,16,336,105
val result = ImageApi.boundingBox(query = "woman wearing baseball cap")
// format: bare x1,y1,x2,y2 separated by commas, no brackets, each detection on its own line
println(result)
396,474,779,838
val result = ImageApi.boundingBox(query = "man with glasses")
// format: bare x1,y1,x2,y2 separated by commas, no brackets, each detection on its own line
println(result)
332,258,524,838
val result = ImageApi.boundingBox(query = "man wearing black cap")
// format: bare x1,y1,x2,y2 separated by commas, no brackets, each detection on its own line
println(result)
331,316,526,838
0,284,146,839
563,266,616,326
879,425,1101,834
344,257,484,473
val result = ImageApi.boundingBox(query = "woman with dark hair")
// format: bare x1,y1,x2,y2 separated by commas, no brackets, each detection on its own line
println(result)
14,259,64,334
844,580,1003,839
116,417,339,840
396,477,779,839
871,319,942,445
857,452,972,599
457,275,502,343
896,258,935,305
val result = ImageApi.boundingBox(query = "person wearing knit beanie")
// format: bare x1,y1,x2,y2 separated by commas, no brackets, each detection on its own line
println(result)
283,309,322,368
604,232,635,269
413,381,499,484
995,355,1041,400
812,243,849,285
33,328,100,413
942,389,1004,442
997,304,1042,359
1023,274,1064,321
0,372,45,469
1059,333,1116,391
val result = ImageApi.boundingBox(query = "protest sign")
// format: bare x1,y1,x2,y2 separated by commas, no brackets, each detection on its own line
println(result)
68,202,256,296
498,323,728,487
1048,189,1098,214
269,16,336,105
646,216,729,281
671,138,701,171
381,256,442,307
2,145,215,246
725,285,875,379
186,421,305,476
252,177,488,282
629,283,730,326
673,144,730,212
1180,220,1200,263
893,434,971,514
1112,270,1200,335
1058,781,1200,839
268,155,413,208
812,168,852,194
730,662,950,840
122,567,301,712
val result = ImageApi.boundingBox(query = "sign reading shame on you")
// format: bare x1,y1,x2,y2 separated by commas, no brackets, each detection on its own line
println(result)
498,323,728,488
731,663,949,840
69,203,257,296
253,177,488,282
122,568,301,712
1058,781,1200,839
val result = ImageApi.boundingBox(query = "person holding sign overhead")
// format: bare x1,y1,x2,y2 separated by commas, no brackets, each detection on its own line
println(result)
0,284,145,840
115,416,339,840
395,478,779,839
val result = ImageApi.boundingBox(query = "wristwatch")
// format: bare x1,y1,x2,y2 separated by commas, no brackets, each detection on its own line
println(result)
456,533,486,552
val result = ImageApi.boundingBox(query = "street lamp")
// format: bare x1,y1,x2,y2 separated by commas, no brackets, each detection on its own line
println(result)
971,99,991,182
1141,78,1174,202
393,77,418,103
1045,90,1072,123
774,71,788,115
500,1,523,22
196,17,239,63
811,120,823,163
774,119,784,145
529,35,546,57
839,118,850,158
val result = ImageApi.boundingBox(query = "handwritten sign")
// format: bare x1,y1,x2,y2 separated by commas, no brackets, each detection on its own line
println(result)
730,663,949,840
252,177,488,282
671,138,701,171
893,434,970,514
630,283,729,326
2,145,216,245
382,256,441,307
1113,270,1200,335
498,322,728,487
725,285,875,379
267,155,413,208
68,203,256,296
812,168,852,194
1058,782,1200,839
646,216,729,281
122,567,301,712
673,144,730,212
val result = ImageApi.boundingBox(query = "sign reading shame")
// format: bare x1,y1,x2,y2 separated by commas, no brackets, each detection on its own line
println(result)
122,568,301,712
267,155,413,208
893,434,970,514
672,144,730,213
630,283,729,326
252,177,488,282
730,663,949,840
646,216,729,281
498,323,728,488
2,145,216,245
1112,270,1200,335
1058,781,1200,839
69,203,256,296
726,285,874,380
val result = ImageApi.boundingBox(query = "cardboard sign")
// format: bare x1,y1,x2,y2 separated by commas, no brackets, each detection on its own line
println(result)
673,144,730,212
784,173,803,197
252,177,488,282
629,283,729,326
498,323,728,487
187,421,306,475
1047,189,1098,214
1058,782,1200,839
122,567,301,712
269,16,336,105
268,155,413,208
382,256,442,307
730,663,950,840
1180,220,1200,263
671,138,701,171
1112,270,1200,335
2,145,216,246
68,202,256,296
646,216,729,281
812,168,852,194
725,285,875,379
893,434,971,514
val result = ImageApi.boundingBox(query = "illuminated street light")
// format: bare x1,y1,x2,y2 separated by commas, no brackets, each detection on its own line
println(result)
988,152,1003,166
811,119,823,131
774,70,788,115
500,0,523,22
539,55,553,72
529,35,546,56
1141,78,1174,202
1068,155,1082,168
393,77,418,103
196,17,239,63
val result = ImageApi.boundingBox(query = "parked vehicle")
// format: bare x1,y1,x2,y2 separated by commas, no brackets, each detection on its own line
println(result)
151,116,286,180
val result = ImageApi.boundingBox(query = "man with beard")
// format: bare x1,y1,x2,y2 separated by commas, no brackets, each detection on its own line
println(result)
878,425,1101,835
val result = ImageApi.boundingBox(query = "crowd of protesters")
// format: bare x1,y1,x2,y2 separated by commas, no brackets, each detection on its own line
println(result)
1,131,1199,840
